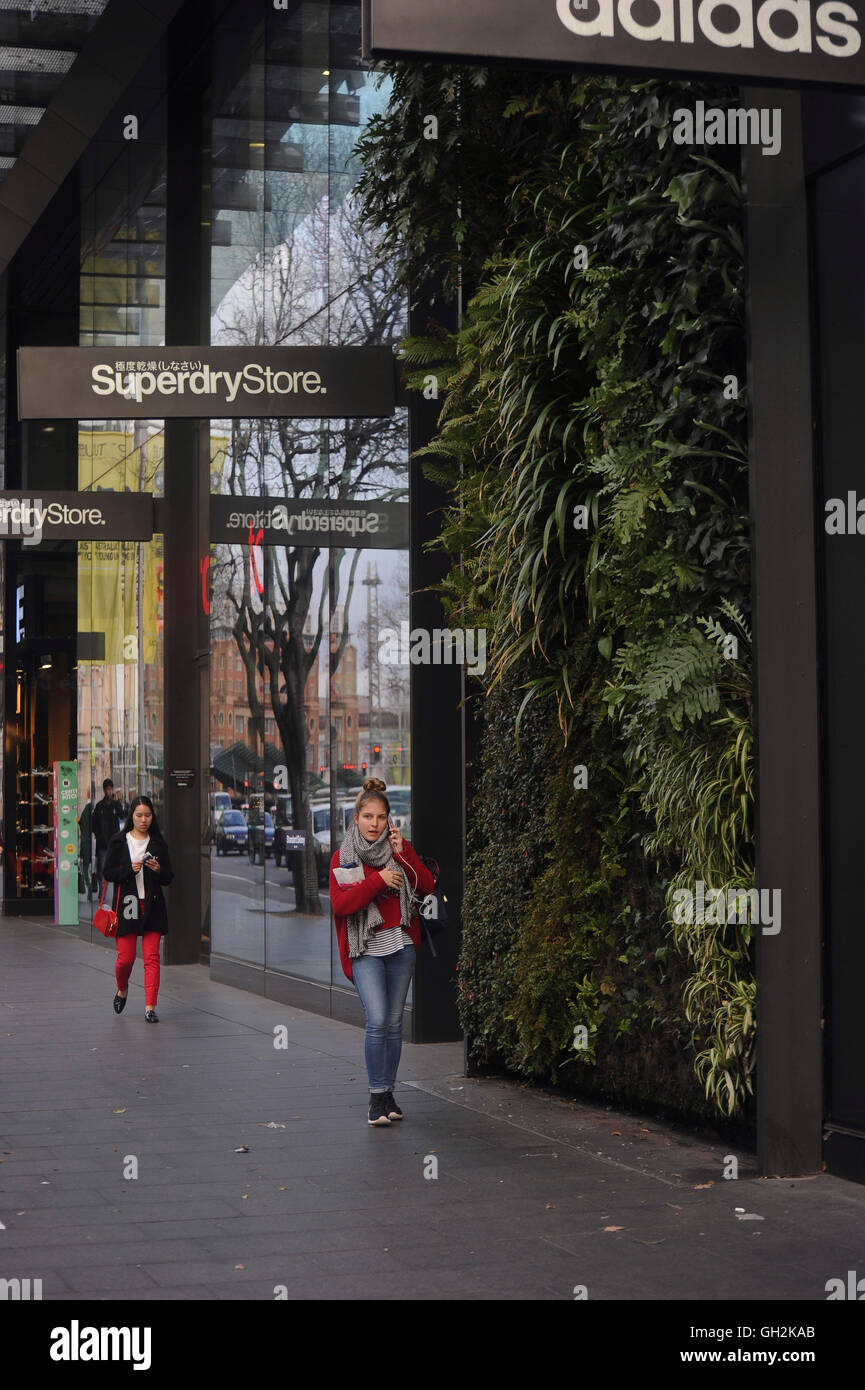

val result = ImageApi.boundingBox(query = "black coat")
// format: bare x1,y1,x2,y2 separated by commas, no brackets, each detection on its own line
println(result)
92,796,121,851
101,829,174,936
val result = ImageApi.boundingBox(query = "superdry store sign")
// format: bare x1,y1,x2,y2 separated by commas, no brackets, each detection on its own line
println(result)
211,496,409,549
17,346,396,420
0,491,153,543
363,0,865,87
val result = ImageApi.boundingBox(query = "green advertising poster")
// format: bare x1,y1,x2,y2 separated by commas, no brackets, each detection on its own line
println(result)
54,761,78,926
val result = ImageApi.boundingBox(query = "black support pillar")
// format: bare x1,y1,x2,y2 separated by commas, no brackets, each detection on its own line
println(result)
407,294,463,1043
161,22,210,965
744,88,822,1176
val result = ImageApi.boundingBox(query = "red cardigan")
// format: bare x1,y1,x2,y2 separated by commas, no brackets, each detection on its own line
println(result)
330,840,435,982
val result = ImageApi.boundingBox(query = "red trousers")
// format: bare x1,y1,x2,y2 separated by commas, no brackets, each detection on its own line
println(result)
115,927,161,1008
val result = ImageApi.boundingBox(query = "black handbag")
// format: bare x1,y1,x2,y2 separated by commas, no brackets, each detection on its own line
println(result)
417,855,448,955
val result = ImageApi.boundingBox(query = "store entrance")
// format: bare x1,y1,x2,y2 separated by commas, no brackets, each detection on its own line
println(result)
2,550,77,915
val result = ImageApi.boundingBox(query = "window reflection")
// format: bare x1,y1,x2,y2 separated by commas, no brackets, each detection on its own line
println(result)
206,4,411,999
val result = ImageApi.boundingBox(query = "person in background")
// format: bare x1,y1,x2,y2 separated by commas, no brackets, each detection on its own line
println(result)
92,779,121,894
77,799,92,895
330,777,434,1127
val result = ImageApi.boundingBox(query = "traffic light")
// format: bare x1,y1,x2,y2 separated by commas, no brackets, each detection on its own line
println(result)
373,744,381,762
361,761,367,773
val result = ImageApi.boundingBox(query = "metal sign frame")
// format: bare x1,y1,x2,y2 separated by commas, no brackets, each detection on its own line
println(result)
17,345,398,421
363,0,865,90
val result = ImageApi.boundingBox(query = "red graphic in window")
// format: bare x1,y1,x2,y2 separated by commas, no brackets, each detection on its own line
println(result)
249,522,264,597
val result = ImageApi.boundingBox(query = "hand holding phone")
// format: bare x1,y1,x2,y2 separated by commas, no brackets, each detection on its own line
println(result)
387,818,404,854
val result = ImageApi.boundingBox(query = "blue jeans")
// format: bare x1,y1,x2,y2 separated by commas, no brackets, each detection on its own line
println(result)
352,943,416,1093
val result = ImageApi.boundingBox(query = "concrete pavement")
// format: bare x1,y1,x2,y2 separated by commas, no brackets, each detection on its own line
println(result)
1,915,863,1302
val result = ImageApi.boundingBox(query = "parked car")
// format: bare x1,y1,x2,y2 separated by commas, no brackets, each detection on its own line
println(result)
386,784,411,840
248,810,274,865
309,799,356,885
215,809,248,855
272,795,356,885
209,791,233,843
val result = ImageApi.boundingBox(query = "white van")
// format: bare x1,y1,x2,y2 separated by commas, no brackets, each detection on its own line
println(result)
209,791,233,841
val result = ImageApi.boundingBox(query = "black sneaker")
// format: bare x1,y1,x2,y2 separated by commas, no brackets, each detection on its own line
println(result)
144,1008,159,1023
113,993,127,1014
383,1091,403,1120
367,1093,391,1126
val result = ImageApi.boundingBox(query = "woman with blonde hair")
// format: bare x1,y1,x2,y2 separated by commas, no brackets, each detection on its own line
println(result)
330,778,434,1126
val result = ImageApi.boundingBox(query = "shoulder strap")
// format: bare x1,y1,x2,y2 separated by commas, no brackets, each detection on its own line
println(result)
98,878,121,911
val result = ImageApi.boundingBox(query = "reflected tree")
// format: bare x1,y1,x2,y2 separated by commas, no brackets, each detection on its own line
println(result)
210,191,407,913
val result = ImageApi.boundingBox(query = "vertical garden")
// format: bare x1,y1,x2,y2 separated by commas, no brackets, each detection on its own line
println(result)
356,70,755,1123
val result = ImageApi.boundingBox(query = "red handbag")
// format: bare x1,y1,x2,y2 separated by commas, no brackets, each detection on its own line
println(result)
93,880,120,937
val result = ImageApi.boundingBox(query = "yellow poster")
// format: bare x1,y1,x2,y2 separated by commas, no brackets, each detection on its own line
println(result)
78,427,164,665
78,537,124,665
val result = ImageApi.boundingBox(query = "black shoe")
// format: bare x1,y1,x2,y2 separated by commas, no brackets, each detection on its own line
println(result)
367,1093,391,1126
113,993,127,1014
144,1008,159,1023
383,1091,403,1120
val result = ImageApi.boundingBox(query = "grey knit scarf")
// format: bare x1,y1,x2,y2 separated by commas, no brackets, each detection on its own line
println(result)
339,819,416,959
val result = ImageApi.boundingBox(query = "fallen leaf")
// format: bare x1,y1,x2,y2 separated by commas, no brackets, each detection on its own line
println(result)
234,1264,245,1270
611,1131,622,1136
258,1122,286,1130
603,1225,625,1232
234,1146,249,1153
112,1108,126,1115
735,1212,765,1222
693,1181,714,1189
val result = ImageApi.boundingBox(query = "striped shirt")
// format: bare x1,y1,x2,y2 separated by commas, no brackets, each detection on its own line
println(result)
365,924,414,956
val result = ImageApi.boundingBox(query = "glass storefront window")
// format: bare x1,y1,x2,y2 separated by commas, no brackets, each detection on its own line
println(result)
76,134,167,924
207,3,411,999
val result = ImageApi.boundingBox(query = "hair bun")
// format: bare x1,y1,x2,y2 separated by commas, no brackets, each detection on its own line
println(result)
363,778,387,793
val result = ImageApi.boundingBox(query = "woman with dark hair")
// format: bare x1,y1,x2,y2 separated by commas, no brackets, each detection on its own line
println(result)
330,778,434,1126
102,795,174,1022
